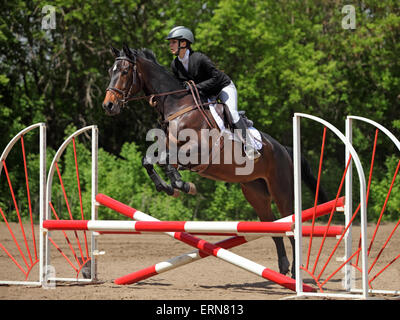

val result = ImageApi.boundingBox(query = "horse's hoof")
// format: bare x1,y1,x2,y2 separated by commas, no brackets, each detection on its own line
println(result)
187,182,197,195
78,258,92,279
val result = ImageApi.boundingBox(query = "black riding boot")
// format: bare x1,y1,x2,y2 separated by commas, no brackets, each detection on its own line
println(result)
233,117,261,160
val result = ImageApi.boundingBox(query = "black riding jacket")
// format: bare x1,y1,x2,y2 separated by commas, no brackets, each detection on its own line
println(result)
171,50,231,97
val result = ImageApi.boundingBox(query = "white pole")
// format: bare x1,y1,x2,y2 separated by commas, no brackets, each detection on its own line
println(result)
293,115,303,295
344,118,353,291
39,123,46,286
91,126,98,282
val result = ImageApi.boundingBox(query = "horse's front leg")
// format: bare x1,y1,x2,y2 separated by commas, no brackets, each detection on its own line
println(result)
142,156,179,197
164,163,197,195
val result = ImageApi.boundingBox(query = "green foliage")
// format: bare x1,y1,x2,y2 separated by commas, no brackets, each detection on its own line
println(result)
203,182,255,221
370,155,400,221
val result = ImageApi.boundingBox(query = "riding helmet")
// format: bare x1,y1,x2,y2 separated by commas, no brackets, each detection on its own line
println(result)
166,26,194,44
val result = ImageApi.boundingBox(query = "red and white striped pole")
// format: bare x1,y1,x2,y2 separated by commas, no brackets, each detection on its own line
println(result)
113,235,254,284
95,194,343,290
96,193,344,223
95,194,315,291
116,231,315,292
43,219,343,237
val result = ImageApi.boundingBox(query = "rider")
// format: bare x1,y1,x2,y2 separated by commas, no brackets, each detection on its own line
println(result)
166,26,260,160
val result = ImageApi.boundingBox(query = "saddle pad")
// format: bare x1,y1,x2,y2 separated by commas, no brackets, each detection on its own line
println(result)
209,103,263,150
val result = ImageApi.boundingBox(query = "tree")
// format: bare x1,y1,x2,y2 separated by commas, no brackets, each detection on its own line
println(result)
1,1,399,221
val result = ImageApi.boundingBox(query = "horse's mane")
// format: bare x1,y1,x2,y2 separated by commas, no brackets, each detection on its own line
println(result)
135,48,162,66
133,48,183,90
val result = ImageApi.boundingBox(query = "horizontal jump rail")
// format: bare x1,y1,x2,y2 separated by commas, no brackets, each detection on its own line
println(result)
293,197,344,222
43,220,343,237
96,230,341,237
93,194,315,291
94,194,344,290
94,193,344,225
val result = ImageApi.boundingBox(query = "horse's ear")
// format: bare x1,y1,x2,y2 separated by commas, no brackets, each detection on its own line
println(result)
110,46,120,57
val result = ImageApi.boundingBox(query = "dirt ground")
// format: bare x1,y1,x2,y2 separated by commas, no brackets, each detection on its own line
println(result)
0,222,399,302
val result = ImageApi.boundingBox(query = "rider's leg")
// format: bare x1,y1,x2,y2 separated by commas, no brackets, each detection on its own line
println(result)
219,82,260,160
219,81,240,123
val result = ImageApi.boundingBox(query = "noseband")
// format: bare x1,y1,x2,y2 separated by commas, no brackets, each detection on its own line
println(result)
106,56,140,108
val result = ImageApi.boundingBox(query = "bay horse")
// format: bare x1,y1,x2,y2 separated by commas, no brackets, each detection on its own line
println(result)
102,45,328,278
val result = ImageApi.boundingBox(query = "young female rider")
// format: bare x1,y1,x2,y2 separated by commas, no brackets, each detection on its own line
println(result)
166,26,260,160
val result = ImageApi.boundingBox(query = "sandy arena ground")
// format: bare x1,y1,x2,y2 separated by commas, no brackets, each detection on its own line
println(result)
0,222,399,302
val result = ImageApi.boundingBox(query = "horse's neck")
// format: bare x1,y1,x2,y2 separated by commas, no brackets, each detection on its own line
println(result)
139,67,192,118
138,59,178,94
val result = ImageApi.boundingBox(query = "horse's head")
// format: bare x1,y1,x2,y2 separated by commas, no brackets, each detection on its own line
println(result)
103,45,142,115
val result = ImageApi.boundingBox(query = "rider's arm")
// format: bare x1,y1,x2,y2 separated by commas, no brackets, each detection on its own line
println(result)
194,53,223,94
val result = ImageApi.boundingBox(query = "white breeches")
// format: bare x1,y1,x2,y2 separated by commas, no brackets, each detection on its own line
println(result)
219,81,240,123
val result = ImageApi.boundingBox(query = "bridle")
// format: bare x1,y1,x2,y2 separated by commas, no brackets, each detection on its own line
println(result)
106,56,189,108
105,56,216,128
106,56,140,108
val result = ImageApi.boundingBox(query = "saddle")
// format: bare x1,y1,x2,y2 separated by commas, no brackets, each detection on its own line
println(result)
183,79,253,132
164,82,260,173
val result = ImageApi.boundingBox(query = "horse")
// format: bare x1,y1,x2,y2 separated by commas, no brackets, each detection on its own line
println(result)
102,45,328,278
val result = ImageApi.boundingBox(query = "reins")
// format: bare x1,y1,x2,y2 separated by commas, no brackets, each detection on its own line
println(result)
106,57,217,129
183,80,215,129
125,88,189,103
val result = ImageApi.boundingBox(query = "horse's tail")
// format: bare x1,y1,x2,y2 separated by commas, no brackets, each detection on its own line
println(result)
284,146,329,204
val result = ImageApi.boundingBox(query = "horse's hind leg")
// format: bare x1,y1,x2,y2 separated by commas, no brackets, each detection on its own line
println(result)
240,179,290,275
265,164,297,278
